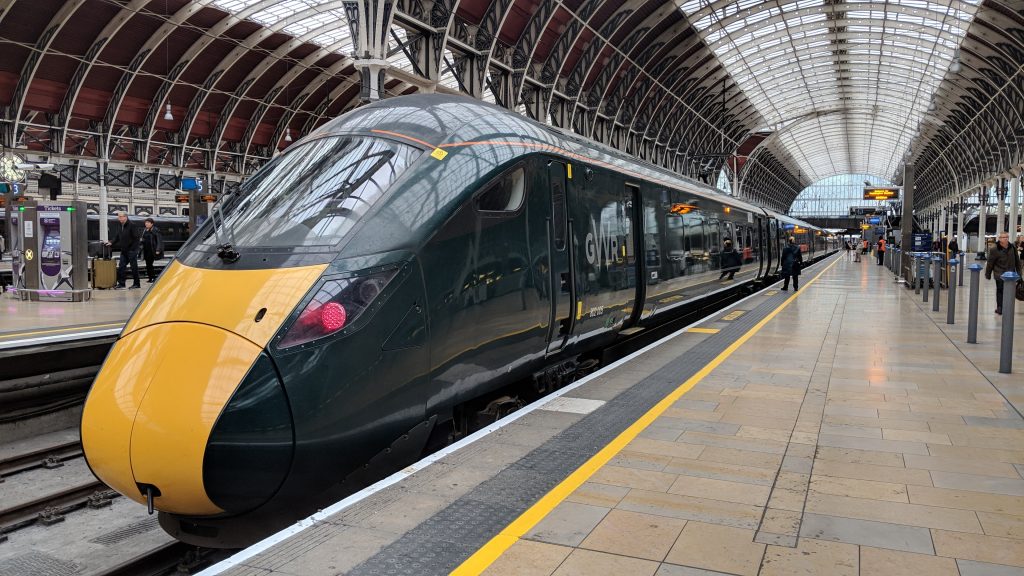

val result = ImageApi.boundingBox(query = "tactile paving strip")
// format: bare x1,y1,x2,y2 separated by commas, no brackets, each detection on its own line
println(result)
344,290,793,575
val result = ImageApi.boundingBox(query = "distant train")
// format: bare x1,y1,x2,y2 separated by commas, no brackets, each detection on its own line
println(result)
81,94,837,548
1,209,189,253
86,213,190,253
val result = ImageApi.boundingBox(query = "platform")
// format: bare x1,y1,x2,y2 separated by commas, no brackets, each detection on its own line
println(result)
0,282,152,349
200,252,1024,576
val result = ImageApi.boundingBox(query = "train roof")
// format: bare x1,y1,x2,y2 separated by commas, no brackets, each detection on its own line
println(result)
310,94,813,226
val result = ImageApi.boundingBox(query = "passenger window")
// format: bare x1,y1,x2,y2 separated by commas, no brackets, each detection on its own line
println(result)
477,167,526,212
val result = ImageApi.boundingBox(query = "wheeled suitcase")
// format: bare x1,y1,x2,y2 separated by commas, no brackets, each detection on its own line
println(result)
92,258,117,289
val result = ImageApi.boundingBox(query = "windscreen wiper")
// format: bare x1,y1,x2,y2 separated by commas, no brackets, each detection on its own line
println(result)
210,194,240,263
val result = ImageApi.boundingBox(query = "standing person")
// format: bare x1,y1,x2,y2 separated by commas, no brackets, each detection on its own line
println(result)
948,236,959,257
984,232,1023,315
845,240,852,260
876,236,886,265
780,236,803,291
141,218,164,283
719,239,741,280
105,211,141,289
0,231,5,260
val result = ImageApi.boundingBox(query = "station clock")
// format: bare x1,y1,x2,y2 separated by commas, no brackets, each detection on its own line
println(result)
0,154,26,182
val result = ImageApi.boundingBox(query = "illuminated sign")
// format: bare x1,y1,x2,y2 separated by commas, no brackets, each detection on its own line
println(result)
174,194,189,203
180,177,202,191
199,194,217,203
863,187,898,200
794,226,807,234
669,203,697,215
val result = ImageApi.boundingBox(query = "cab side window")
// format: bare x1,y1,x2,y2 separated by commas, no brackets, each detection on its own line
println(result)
476,167,526,213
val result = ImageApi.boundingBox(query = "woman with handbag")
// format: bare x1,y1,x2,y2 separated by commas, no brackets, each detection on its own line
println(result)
141,218,165,284
984,232,1023,315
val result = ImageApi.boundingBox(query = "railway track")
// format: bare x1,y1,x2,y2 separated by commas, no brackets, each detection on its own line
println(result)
0,439,82,477
95,541,233,576
0,478,116,534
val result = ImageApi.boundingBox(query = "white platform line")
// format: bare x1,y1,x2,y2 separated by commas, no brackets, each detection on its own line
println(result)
0,328,122,350
197,259,833,576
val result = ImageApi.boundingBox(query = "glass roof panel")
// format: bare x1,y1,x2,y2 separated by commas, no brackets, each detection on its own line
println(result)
211,0,354,55
680,0,980,181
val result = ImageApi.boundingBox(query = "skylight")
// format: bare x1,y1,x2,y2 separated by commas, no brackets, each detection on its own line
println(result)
679,0,981,182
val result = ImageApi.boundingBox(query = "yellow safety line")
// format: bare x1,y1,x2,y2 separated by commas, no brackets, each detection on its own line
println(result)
450,255,842,576
0,322,124,340
687,327,720,334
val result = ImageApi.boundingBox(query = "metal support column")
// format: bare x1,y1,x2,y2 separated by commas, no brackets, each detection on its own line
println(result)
98,159,108,243
1011,177,1020,243
932,256,941,311
997,178,1007,235
901,164,915,280
347,0,397,102
979,186,988,257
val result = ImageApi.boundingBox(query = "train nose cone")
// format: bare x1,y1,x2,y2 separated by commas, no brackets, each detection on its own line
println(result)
82,322,292,516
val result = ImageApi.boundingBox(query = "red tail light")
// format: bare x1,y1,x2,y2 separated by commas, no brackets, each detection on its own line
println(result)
278,268,399,349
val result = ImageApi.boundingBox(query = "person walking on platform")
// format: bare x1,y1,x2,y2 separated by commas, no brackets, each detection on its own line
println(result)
984,232,1023,315
141,218,164,283
719,239,741,280
845,240,852,260
780,236,803,291
105,211,141,290
876,237,886,265
948,236,959,258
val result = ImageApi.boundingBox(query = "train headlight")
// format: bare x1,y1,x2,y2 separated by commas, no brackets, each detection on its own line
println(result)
277,268,399,349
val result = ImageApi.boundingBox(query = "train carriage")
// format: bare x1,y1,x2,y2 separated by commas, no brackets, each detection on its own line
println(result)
80,94,834,547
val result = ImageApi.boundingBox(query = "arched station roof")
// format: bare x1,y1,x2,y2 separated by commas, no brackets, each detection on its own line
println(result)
0,0,1021,213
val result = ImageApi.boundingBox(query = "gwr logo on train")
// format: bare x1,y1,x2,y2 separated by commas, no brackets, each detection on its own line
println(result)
585,215,622,268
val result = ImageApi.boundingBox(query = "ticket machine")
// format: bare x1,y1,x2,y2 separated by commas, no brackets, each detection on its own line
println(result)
8,198,89,302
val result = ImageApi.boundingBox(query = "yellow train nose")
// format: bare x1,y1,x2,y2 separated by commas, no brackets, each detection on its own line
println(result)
82,322,263,516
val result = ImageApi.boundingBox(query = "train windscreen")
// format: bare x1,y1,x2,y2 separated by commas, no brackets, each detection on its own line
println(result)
202,136,421,249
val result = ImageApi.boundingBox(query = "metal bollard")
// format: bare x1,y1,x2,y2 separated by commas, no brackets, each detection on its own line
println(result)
999,271,1020,374
923,256,930,303
946,258,958,324
917,254,925,293
920,254,928,294
932,256,942,311
968,264,982,344
958,251,965,287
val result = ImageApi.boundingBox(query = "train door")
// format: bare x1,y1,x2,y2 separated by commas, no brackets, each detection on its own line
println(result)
546,160,576,355
755,215,766,279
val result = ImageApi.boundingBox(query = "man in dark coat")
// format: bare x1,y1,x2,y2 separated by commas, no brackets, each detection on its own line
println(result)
985,232,1023,315
780,236,803,291
948,237,959,256
105,211,141,289
719,239,742,280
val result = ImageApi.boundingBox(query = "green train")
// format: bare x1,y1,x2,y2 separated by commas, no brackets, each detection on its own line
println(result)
81,94,835,547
